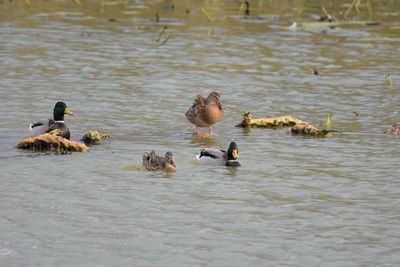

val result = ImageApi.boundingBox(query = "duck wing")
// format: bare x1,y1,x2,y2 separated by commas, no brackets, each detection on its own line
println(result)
142,151,165,171
47,121,70,139
29,119,53,137
185,94,206,123
196,149,226,165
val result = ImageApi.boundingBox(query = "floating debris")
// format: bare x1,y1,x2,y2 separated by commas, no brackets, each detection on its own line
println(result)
291,123,326,137
238,1,251,17
17,133,88,153
236,112,305,128
384,122,400,135
161,33,173,45
81,131,111,146
156,25,167,42
314,67,320,75
320,6,334,22
289,22,297,31
201,7,213,22
386,74,393,87
293,114,339,137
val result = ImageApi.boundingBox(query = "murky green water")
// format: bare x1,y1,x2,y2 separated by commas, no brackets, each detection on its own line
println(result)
1,0,400,266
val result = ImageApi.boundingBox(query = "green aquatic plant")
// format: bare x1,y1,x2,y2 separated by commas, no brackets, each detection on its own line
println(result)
81,131,111,146
48,128,64,137
201,7,213,22
386,74,393,87
325,113,334,129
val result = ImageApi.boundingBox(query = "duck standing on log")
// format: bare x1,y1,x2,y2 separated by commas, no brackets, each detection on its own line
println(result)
29,102,74,140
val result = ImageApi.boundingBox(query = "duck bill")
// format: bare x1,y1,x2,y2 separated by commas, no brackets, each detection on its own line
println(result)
232,149,239,160
64,108,74,116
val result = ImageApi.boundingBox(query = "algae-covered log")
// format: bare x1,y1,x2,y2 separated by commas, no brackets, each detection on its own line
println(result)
291,123,332,137
236,111,305,128
82,131,111,146
384,122,400,135
17,133,89,152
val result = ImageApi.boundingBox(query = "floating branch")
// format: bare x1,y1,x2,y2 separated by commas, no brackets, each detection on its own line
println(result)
384,122,400,135
386,74,393,87
17,134,89,153
236,111,305,128
291,123,324,137
161,33,173,45
291,122,340,137
82,131,111,146
156,25,167,42
201,7,213,22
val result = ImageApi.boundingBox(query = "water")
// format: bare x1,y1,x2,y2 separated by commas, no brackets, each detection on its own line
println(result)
1,1,400,266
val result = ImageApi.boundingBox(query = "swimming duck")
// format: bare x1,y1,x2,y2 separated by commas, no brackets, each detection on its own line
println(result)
185,92,224,138
196,141,241,167
29,102,74,140
142,151,176,171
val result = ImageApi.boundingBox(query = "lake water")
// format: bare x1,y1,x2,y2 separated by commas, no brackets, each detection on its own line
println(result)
1,1,400,266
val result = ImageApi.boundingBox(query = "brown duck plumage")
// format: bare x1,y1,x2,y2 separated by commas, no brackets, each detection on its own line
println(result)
185,92,224,137
142,151,176,171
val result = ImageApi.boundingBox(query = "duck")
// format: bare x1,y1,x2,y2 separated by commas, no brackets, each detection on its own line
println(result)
142,151,176,171
196,141,241,167
185,92,224,138
29,102,74,140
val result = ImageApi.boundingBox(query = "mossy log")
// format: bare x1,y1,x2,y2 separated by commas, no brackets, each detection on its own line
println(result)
384,122,400,135
17,133,89,152
291,123,330,137
236,111,305,128
82,131,111,146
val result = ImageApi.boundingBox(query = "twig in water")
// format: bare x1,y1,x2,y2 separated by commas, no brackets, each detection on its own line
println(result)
161,34,173,45
156,25,167,42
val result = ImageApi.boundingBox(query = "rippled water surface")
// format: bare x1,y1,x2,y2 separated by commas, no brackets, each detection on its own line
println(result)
1,0,400,266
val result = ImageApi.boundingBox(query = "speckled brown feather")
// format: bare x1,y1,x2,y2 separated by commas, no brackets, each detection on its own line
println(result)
142,151,176,171
185,92,224,127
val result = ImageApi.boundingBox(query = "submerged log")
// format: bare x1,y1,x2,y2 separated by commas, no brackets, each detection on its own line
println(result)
236,111,305,128
384,122,400,135
82,131,111,146
17,133,89,153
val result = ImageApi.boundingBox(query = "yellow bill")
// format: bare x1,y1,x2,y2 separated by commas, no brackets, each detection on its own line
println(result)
64,108,74,115
232,149,239,159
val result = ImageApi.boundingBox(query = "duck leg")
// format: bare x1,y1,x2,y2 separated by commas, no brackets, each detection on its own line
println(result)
193,127,211,138
193,127,200,136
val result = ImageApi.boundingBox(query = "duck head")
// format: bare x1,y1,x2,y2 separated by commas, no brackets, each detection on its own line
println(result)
165,151,176,171
53,102,73,121
207,92,223,110
226,141,241,166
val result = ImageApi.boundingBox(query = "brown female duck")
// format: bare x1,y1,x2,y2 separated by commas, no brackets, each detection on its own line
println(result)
142,151,176,171
185,92,224,138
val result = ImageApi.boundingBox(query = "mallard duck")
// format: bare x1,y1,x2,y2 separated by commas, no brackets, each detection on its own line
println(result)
196,141,241,167
185,92,224,138
142,151,176,171
29,102,74,140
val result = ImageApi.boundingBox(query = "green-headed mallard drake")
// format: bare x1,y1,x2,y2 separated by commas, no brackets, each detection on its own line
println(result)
29,102,74,140
142,151,176,171
196,141,241,167
185,92,224,138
